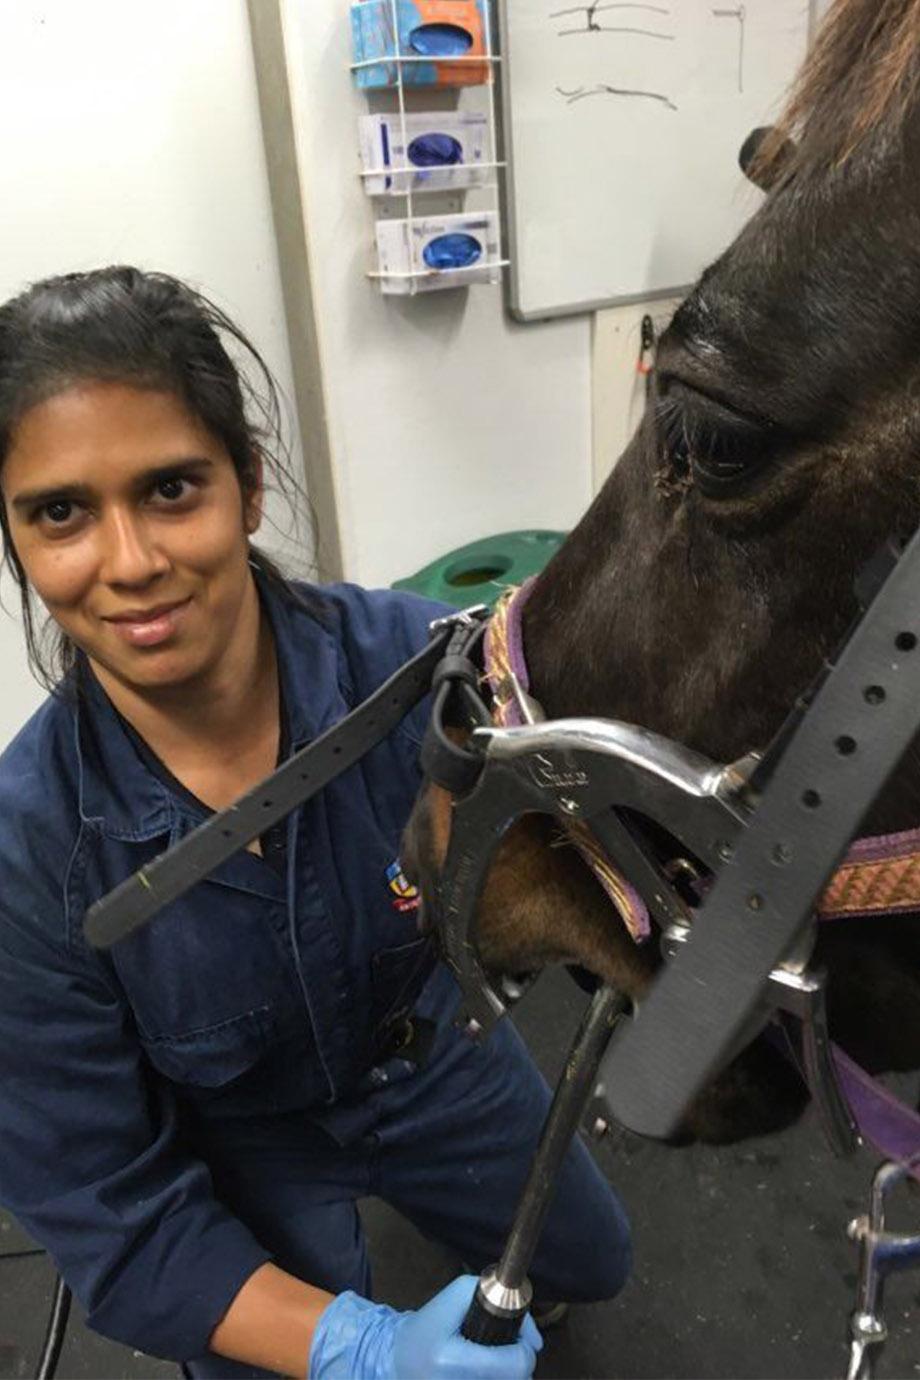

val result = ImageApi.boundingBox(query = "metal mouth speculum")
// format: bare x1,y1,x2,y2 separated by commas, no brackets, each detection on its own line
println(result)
434,714,753,1036
434,712,858,1158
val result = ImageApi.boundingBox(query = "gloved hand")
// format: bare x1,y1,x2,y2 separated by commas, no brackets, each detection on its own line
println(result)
308,1274,543,1380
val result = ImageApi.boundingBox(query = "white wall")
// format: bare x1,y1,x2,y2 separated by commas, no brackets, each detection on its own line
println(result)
275,0,821,589
592,298,683,491
0,0,298,748
277,0,594,590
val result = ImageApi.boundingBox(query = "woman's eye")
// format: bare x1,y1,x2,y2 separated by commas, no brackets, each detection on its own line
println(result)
42,499,74,525
154,475,190,502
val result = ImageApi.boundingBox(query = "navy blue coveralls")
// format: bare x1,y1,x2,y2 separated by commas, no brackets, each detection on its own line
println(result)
0,575,631,1376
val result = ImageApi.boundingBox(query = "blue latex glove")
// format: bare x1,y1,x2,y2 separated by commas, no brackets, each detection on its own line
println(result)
309,1274,543,1380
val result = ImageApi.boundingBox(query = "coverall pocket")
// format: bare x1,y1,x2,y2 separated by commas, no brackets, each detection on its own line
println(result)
111,886,302,1047
139,1005,278,1089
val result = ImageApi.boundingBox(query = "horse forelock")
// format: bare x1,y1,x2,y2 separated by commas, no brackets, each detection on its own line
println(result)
754,0,920,186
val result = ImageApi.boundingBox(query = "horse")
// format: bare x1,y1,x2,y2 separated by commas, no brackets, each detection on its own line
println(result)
403,0,920,1144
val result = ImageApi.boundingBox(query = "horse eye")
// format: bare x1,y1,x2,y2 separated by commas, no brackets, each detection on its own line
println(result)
693,424,752,481
655,383,771,494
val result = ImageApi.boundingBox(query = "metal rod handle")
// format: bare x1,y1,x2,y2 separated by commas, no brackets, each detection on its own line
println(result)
462,985,627,1344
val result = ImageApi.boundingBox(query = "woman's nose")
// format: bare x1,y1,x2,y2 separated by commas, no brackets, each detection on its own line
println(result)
98,508,169,586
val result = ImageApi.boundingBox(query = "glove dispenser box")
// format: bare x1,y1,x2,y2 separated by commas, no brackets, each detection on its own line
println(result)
358,112,489,195
351,0,489,89
374,210,502,293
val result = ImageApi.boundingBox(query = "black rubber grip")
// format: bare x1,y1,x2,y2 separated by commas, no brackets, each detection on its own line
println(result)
461,1288,525,1346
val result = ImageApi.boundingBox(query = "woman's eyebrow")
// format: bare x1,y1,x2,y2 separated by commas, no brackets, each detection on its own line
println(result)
9,456,215,511
10,481,93,512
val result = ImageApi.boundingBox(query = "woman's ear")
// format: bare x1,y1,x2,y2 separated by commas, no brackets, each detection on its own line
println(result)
242,451,264,535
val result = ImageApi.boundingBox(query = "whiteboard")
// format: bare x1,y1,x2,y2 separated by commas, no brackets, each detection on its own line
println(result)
500,0,815,320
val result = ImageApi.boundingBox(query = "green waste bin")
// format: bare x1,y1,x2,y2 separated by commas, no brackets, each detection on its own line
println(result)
392,530,566,609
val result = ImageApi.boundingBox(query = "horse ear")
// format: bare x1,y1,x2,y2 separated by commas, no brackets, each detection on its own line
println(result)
738,125,798,191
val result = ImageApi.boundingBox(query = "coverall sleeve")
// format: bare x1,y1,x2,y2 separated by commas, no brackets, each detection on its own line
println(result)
0,900,271,1361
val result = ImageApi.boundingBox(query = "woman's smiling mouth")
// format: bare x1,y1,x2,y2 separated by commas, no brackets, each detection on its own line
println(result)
103,597,192,647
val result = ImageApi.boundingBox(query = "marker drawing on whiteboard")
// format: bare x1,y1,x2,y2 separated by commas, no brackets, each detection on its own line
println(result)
712,4,746,93
551,3,674,40
556,84,677,111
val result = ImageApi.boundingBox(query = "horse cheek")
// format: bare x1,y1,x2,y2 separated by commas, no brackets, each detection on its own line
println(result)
403,787,656,997
475,821,658,996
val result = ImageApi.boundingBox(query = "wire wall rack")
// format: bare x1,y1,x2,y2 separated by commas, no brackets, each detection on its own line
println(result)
349,0,509,295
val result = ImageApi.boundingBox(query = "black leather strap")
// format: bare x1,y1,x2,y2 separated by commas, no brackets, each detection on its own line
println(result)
83,623,456,949
420,615,492,796
596,524,920,1139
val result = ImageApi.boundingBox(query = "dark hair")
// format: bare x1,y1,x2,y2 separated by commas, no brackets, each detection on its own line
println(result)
0,265,318,691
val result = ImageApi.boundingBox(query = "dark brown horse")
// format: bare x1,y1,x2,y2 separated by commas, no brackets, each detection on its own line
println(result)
405,0,920,1142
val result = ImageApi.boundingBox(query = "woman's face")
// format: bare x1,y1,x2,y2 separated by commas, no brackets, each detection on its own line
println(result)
1,381,262,693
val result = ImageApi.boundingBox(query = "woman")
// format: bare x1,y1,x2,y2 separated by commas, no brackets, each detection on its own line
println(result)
0,267,631,1379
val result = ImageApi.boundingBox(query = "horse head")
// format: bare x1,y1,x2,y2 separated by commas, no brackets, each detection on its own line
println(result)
404,0,920,1140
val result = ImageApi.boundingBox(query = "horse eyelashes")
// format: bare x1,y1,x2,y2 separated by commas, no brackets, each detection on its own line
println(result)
654,389,769,490
654,393,696,481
